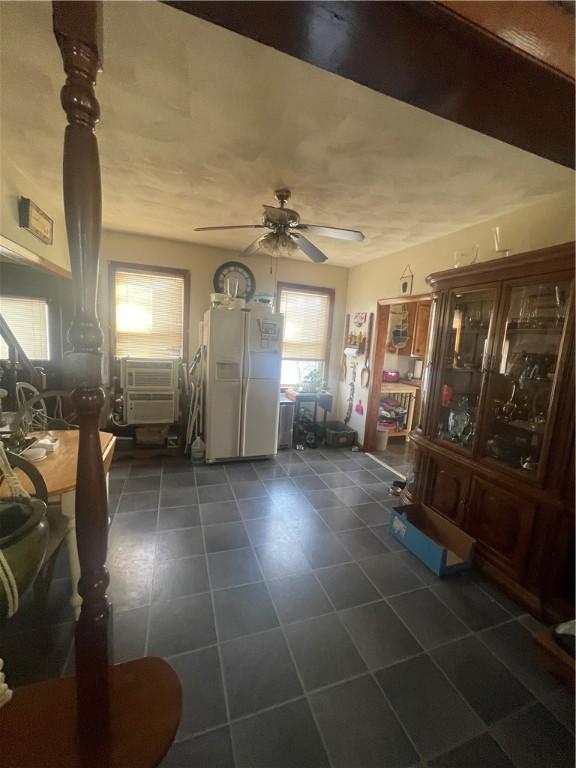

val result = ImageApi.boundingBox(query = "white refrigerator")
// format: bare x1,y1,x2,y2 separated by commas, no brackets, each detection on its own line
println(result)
203,305,284,463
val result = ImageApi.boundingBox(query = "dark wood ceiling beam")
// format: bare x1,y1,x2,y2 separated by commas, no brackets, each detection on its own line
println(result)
437,1,575,81
165,1,575,169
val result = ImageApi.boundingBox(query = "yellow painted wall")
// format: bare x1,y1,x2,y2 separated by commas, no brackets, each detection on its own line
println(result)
98,229,348,393
0,153,70,271
339,191,575,443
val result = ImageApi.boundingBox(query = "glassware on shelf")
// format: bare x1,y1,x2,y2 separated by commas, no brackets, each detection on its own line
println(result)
480,280,569,476
453,246,479,268
492,226,512,258
434,288,497,451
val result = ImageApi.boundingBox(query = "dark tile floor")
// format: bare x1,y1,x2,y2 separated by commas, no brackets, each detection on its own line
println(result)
1,447,574,768
373,439,415,479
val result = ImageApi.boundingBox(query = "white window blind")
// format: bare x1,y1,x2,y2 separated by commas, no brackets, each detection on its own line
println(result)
114,268,185,359
278,286,332,361
0,296,50,360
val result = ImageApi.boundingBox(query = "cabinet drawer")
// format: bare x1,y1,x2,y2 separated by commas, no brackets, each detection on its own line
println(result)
422,453,470,526
467,477,536,582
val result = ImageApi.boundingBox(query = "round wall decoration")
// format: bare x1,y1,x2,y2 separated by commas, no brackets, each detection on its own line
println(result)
213,261,256,300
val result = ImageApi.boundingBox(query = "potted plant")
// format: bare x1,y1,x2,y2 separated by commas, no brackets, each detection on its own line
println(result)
299,368,323,393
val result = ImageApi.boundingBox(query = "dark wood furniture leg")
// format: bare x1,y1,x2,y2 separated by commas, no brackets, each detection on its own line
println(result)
0,4,181,765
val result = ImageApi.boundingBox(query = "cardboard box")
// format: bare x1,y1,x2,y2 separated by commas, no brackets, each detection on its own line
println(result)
389,503,475,576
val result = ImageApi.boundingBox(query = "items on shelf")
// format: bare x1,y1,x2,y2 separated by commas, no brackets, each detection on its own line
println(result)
344,327,367,353
387,304,410,352
436,281,568,469
377,397,408,432
410,245,574,624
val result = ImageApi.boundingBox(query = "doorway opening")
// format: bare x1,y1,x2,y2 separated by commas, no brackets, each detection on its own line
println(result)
364,295,432,476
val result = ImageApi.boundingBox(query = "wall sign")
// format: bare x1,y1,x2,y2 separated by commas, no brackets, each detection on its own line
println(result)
399,264,413,296
18,197,53,245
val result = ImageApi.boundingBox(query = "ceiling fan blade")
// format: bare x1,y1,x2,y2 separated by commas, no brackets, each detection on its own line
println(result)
291,233,328,263
194,225,266,232
240,235,267,258
296,224,365,242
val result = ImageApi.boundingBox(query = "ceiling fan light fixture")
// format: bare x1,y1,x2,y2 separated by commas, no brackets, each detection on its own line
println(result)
195,189,364,264
258,232,298,257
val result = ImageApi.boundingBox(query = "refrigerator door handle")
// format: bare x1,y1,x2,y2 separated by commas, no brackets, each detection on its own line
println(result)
240,314,250,456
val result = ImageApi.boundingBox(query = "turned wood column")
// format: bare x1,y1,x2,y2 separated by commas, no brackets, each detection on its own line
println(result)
53,1,111,741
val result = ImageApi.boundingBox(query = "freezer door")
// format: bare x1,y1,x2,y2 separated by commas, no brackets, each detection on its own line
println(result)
205,308,244,461
241,310,284,457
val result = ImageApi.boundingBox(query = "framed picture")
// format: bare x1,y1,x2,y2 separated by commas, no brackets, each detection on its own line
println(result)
399,265,413,296
18,197,53,245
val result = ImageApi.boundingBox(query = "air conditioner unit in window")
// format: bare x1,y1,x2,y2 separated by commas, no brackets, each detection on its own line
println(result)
120,358,179,391
119,358,180,425
125,391,177,425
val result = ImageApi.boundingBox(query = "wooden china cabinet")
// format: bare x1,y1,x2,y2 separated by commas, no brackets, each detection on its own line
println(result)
408,243,575,622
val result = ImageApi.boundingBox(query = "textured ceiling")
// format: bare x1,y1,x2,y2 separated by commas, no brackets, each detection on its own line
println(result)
0,1,573,267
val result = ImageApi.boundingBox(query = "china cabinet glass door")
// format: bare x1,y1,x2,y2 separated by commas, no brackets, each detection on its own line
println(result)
434,287,497,452
479,279,571,477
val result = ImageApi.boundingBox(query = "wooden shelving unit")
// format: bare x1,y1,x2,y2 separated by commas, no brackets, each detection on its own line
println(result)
377,382,419,447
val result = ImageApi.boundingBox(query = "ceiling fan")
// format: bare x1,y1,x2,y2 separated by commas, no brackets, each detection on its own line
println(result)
194,189,365,263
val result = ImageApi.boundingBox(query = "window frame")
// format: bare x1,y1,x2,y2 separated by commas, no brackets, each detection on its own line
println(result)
0,293,51,362
109,261,190,363
275,281,335,387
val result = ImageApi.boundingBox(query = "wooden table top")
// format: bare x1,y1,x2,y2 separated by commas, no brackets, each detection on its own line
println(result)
381,382,420,394
1,430,116,498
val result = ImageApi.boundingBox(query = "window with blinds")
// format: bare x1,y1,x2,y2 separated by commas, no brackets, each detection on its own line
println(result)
277,283,334,386
0,296,50,360
112,266,186,359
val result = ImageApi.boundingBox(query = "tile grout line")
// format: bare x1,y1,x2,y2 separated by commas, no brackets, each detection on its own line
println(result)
292,475,427,764
474,619,567,713
288,549,423,766
365,451,407,478
142,465,162,657
363,564,530,762
484,700,553,768
196,485,238,768
380,582,567,757
367,666,426,765
227,472,337,768
112,453,569,762
484,695,570,765
252,561,338,768
160,585,496,665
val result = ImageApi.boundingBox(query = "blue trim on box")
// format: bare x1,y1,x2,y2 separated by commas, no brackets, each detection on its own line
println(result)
389,510,473,577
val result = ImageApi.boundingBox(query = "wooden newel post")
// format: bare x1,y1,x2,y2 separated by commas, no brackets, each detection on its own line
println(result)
53,1,111,742
0,5,180,763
